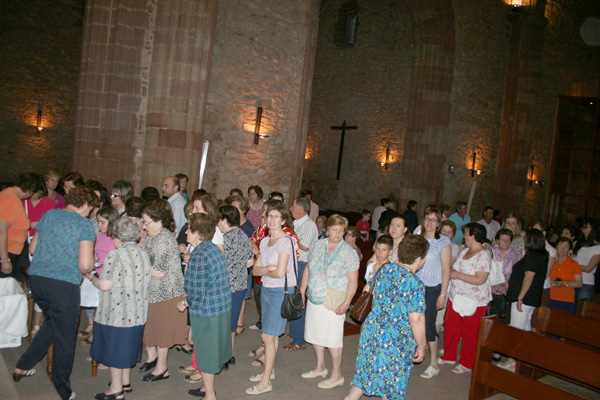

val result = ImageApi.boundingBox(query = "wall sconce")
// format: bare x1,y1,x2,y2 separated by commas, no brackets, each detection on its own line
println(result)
528,165,545,187
470,151,482,177
252,106,270,145
380,145,390,170
36,105,43,133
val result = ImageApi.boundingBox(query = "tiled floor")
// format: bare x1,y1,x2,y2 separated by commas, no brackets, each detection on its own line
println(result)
1,300,471,399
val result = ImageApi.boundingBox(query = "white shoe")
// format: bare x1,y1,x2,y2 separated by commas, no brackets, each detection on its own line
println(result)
437,357,456,365
69,392,76,400
451,364,472,374
249,371,275,382
301,368,328,379
420,366,440,379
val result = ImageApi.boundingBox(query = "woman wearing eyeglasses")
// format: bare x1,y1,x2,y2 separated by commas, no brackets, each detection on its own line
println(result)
110,180,133,217
138,200,187,382
417,207,452,379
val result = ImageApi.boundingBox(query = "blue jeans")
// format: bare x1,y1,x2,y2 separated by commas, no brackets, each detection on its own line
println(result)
575,284,594,302
289,261,307,346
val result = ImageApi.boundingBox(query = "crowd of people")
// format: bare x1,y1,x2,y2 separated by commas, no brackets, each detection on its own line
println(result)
1,172,599,400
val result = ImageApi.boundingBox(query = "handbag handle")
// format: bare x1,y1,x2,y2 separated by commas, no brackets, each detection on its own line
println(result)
283,236,298,292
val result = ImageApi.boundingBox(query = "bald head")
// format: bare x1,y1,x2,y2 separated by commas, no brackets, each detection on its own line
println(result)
161,176,180,198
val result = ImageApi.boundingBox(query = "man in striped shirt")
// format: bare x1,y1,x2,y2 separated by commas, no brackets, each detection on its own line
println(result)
283,197,318,351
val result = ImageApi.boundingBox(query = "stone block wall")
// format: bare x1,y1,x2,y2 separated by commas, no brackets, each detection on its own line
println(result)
304,0,600,225
0,0,83,182
73,0,216,193
200,0,319,201
303,0,415,211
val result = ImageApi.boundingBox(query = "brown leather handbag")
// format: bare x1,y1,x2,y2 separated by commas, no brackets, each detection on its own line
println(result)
351,264,384,322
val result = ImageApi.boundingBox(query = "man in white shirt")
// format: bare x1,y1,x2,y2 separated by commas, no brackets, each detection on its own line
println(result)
477,206,501,242
371,198,390,240
284,197,318,351
162,176,186,236
301,189,319,222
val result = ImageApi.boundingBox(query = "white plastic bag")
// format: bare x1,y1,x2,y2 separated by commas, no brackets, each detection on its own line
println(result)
0,278,28,338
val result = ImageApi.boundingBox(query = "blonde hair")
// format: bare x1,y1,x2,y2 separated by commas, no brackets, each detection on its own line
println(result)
326,214,349,235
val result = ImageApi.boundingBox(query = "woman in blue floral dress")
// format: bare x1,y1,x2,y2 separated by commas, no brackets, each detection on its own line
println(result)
345,235,429,400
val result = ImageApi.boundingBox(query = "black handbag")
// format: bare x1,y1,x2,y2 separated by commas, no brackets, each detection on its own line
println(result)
280,237,303,320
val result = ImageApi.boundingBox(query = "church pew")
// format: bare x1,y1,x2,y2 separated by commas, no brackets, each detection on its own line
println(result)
469,316,600,400
536,306,600,350
576,299,600,320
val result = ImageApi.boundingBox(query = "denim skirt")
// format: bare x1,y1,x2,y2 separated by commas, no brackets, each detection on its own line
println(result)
261,286,295,336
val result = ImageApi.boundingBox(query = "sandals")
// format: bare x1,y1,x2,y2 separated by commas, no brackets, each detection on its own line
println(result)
251,358,264,367
81,337,93,345
235,324,245,336
451,364,472,374
420,366,440,379
184,374,203,383
178,366,197,375
12,368,36,382
248,346,265,358
78,329,93,338
498,361,516,371
283,343,306,351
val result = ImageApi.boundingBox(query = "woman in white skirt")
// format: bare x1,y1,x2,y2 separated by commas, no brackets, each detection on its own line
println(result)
300,214,359,389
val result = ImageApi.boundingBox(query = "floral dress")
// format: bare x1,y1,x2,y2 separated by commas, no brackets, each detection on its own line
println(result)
351,263,425,400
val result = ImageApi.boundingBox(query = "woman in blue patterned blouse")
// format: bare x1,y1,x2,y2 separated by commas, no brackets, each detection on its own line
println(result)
345,235,428,400
178,213,232,400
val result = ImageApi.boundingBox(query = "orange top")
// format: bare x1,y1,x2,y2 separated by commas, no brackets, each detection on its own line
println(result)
549,257,581,303
0,187,30,254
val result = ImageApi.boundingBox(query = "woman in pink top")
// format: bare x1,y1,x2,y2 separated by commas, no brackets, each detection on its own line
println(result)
246,185,265,231
44,171,64,209
80,207,118,342
23,188,57,237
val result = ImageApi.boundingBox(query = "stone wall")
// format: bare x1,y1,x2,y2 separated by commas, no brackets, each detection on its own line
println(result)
303,0,415,211
201,0,319,201
304,0,600,225
0,0,83,182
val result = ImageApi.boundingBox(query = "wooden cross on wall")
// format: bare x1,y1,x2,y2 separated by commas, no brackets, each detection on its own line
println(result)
331,120,358,180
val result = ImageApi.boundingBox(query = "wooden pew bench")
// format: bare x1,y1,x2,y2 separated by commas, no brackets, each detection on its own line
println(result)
536,306,600,350
576,299,600,320
469,316,600,400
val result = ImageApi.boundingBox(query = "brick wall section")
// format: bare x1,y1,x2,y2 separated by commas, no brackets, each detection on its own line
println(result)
142,0,217,191
0,0,83,181
74,0,216,192
200,0,320,200
74,0,158,190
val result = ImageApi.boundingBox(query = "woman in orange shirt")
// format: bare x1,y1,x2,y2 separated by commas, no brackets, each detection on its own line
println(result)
0,173,44,281
550,237,582,314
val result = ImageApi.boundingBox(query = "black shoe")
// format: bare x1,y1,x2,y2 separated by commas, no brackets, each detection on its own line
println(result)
221,362,229,371
142,370,169,382
180,346,193,355
107,382,132,393
188,388,206,397
138,359,157,373
227,356,235,366
94,392,124,400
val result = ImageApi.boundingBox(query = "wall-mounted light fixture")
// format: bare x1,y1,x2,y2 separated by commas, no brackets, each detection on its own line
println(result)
380,145,390,170
253,107,270,145
36,105,43,133
528,164,545,187
470,151,482,177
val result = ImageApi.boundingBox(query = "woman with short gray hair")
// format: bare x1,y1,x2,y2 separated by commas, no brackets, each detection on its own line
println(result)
88,218,152,399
